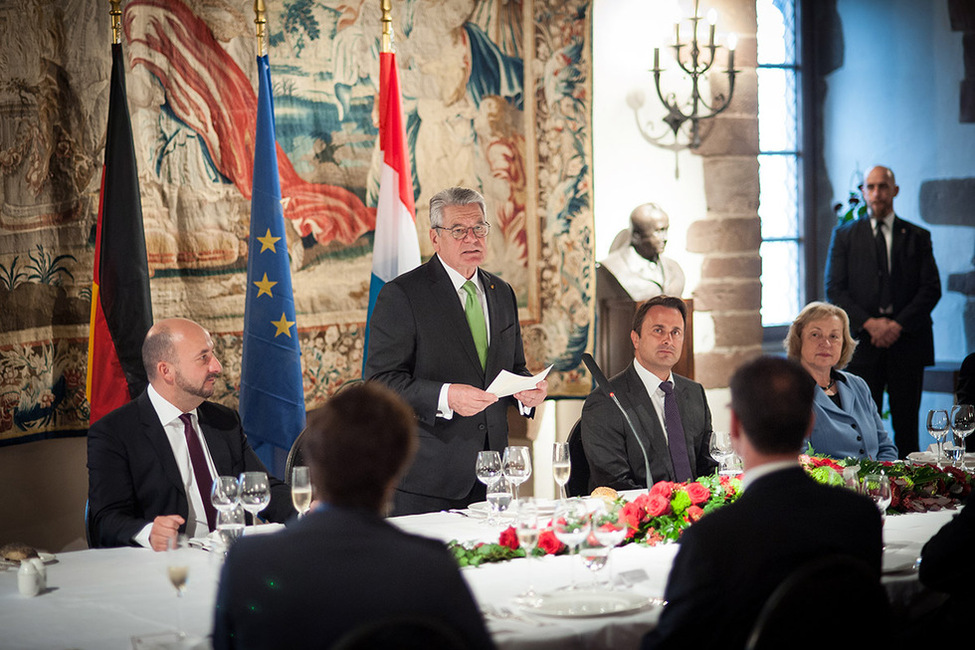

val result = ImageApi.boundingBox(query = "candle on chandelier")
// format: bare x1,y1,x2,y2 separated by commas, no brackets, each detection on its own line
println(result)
707,9,717,48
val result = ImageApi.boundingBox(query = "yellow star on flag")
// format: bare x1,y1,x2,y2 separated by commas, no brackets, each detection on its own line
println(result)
257,228,280,253
271,313,295,338
253,273,277,298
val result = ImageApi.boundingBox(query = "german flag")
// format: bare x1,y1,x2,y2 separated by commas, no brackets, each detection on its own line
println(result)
86,42,153,424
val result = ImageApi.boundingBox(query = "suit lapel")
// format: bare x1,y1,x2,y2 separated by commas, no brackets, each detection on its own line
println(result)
481,268,502,381
138,392,186,496
429,256,484,378
621,366,670,473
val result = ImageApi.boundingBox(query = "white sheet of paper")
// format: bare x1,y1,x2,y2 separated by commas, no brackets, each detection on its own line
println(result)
486,365,552,398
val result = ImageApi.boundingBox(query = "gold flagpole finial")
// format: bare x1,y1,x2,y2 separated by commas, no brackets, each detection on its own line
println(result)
254,0,267,57
380,0,392,54
110,0,122,45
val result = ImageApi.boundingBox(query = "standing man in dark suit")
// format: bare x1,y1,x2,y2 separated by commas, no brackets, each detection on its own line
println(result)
643,356,884,649
582,296,716,490
825,165,941,455
213,382,494,650
87,318,292,550
364,186,547,516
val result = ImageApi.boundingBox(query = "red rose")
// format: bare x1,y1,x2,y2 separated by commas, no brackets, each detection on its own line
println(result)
499,526,519,550
649,481,676,499
683,482,711,505
645,493,672,518
632,493,651,510
537,529,565,555
684,505,704,523
620,501,646,530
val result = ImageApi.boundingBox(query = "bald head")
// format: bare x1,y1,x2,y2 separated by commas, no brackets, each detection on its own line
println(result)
629,203,670,262
861,166,899,220
143,318,222,412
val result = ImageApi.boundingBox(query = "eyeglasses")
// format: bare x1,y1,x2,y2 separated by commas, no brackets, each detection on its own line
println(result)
434,223,491,240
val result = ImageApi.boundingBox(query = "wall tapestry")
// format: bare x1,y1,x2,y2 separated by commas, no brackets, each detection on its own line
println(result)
0,0,594,445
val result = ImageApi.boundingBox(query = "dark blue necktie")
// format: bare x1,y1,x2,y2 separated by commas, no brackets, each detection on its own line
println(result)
659,381,693,482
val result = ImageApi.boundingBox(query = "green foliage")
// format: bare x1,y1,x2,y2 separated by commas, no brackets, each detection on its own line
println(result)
24,245,75,286
283,0,322,57
447,540,524,568
835,191,867,225
0,255,27,290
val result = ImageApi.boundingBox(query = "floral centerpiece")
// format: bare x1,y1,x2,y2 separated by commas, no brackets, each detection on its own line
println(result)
447,455,974,568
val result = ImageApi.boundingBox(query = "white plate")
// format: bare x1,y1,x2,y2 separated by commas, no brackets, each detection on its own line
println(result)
907,451,937,464
526,589,657,617
468,500,558,519
883,549,918,574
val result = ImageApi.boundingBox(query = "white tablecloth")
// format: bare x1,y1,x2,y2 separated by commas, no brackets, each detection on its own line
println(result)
0,507,957,650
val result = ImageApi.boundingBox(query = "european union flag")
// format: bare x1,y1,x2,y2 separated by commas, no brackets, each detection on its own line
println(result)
240,55,305,474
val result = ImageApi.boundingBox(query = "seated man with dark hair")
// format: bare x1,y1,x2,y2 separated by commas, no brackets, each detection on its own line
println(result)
212,382,494,650
643,356,884,649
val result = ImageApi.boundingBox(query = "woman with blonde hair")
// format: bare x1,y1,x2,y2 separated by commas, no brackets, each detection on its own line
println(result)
785,302,898,461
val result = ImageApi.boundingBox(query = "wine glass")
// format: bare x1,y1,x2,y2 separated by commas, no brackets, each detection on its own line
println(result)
580,542,610,589
926,409,949,465
165,535,190,639
944,432,966,468
502,446,532,503
709,431,734,475
216,504,245,556
485,476,512,526
950,404,974,454
238,472,271,527
860,473,892,520
211,476,240,514
552,442,571,501
475,451,502,496
553,498,591,590
513,499,540,606
291,466,312,517
591,501,627,587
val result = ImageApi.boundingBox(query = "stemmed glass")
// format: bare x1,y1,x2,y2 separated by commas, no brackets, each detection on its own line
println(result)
926,409,949,465
165,535,190,639
860,473,892,520
709,431,735,475
553,498,591,590
552,442,571,501
950,404,974,456
485,476,512,526
513,499,541,606
238,472,271,527
211,476,240,515
591,502,627,587
215,504,245,555
503,446,532,503
291,466,312,517
475,451,502,524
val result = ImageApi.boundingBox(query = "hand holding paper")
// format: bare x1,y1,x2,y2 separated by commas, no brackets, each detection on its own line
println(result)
486,365,553,399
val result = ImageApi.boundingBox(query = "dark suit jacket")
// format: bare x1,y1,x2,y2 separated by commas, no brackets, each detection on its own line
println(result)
581,363,716,490
364,256,531,500
87,391,292,548
643,467,883,649
212,505,495,650
920,496,975,597
825,214,941,365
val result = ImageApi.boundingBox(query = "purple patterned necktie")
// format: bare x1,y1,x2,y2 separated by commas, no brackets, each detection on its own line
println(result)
659,381,693,482
179,413,216,531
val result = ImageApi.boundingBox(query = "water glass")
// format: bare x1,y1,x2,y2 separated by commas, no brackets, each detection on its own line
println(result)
475,451,502,490
210,476,240,513
238,472,271,526
591,502,627,586
216,504,245,555
502,446,532,502
485,476,512,526
709,431,735,475
860,473,892,520
514,499,540,605
553,498,591,589
926,409,949,464
950,404,974,452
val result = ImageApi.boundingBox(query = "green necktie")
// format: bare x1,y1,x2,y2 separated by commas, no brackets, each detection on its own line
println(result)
462,280,488,369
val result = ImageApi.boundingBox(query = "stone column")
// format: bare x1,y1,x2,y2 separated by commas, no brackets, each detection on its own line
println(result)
686,0,763,388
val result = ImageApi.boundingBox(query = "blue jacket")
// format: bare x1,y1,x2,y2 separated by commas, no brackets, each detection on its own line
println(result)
806,370,899,461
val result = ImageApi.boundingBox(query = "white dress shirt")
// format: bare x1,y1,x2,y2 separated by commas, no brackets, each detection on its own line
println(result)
631,359,677,450
133,385,218,546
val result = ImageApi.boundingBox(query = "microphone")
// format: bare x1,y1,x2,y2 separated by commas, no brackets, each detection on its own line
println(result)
581,353,654,489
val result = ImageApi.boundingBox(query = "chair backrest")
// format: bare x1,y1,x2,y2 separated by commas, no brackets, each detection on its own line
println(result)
331,615,470,650
566,418,590,497
284,426,309,484
84,499,94,548
746,553,890,650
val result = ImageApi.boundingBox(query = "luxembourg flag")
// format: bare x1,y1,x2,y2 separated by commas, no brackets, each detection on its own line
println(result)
363,51,420,369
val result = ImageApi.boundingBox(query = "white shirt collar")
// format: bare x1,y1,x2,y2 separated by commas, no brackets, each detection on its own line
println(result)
147,383,198,426
437,254,484,295
631,358,672,396
741,460,798,492
872,212,893,231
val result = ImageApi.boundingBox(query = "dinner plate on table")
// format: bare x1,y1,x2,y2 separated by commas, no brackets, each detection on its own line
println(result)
525,589,659,617
468,500,558,519
882,548,919,575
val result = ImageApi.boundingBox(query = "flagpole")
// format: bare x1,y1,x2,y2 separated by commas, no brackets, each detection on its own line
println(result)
110,0,122,45
255,0,266,57
380,0,392,53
